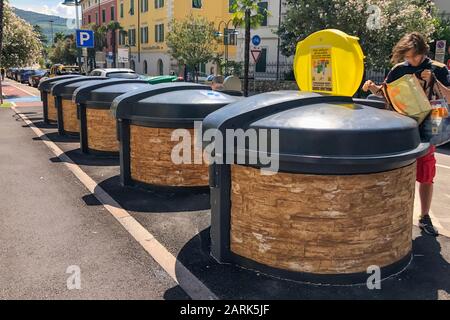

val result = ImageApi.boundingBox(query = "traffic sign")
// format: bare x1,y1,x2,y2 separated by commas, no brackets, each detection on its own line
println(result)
251,48,262,64
436,40,446,54
76,29,94,48
252,35,261,46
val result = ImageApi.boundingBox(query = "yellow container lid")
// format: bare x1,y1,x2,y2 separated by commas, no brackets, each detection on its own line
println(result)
294,29,365,97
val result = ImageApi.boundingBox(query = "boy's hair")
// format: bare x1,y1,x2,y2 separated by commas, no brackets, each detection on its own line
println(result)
391,32,430,64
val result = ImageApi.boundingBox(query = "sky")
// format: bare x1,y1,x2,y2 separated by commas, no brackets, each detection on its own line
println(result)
10,0,78,19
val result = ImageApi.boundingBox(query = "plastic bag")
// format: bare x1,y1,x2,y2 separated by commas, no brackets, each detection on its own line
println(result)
420,98,450,146
385,74,432,124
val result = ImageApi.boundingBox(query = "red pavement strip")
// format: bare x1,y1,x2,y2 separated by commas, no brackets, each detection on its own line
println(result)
2,81,42,107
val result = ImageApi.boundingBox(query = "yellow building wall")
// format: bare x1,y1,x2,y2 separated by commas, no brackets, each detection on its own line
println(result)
117,0,236,60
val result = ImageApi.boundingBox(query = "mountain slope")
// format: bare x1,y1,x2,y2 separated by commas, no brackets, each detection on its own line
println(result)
12,7,75,44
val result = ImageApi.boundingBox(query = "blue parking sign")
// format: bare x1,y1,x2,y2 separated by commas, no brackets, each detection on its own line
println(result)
76,29,94,48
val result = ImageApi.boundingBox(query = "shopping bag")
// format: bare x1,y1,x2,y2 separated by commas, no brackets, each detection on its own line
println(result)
384,74,432,124
420,81,450,146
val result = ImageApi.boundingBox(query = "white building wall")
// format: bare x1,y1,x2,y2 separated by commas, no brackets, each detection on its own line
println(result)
235,0,292,65
434,0,450,13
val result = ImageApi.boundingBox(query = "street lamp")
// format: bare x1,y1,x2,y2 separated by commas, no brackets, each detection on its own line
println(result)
216,20,239,76
61,0,82,72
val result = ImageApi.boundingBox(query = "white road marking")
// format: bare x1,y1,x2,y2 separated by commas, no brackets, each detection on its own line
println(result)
12,106,217,300
437,164,450,170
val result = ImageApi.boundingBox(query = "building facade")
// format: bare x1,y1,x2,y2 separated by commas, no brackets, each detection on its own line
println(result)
80,0,118,68
117,0,236,76
433,0,450,14
235,0,292,80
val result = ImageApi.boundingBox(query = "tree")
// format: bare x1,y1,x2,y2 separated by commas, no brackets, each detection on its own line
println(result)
167,14,219,82
49,34,77,65
277,0,436,70
230,0,268,96
106,21,123,68
53,31,66,45
432,13,450,62
0,2,42,68
33,24,48,45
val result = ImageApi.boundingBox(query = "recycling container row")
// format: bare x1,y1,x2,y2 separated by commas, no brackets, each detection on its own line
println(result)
51,76,110,136
73,79,151,155
38,75,82,124
38,77,426,284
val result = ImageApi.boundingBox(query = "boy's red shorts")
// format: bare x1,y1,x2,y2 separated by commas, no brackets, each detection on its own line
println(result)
416,145,436,184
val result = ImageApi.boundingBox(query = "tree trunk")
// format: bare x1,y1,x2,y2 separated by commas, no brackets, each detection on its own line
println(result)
112,29,117,68
243,9,251,97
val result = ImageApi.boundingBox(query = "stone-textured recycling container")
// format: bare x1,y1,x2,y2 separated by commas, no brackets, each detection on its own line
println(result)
72,79,150,155
111,82,239,189
202,91,429,285
38,75,83,124
51,77,108,136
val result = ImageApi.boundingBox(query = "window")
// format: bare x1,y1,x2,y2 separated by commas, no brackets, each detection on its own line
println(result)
130,0,135,15
120,3,124,18
157,59,164,75
258,1,268,27
88,15,91,24
119,31,127,45
229,0,235,13
128,29,136,46
141,0,149,12
143,60,148,74
111,7,115,21
130,60,136,71
155,0,164,9
102,9,106,23
140,26,149,44
192,0,202,9
255,48,267,72
95,12,98,24
155,24,164,42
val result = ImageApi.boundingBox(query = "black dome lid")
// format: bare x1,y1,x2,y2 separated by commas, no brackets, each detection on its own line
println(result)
202,91,429,174
51,76,108,98
111,82,239,128
38,75,84,92
73,79,150,107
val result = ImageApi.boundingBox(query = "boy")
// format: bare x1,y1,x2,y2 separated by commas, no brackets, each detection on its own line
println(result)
363,32,450,236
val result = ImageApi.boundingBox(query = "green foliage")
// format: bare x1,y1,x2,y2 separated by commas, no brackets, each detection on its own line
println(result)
167,14,219,81
229,0,268,28
48,34,77,65
277,0,437,70
33,25,48,45
1,3,43,68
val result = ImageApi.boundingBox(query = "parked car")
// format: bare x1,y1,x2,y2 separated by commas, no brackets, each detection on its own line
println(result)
17,69,35,83
48,64,80,78
89,68,138,79
6,68,18,79
13,68,23,81
28,70,48,87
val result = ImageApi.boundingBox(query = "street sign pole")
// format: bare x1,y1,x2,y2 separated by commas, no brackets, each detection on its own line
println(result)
251,46,262,94
75,0,82,73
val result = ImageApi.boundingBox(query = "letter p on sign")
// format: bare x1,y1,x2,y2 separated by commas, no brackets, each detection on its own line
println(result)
76,29,94,48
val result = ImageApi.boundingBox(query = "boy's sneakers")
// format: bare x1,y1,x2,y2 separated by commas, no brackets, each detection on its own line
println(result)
419,215,439,237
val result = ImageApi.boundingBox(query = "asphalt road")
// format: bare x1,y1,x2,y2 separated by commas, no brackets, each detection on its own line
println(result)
0,104,188,299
